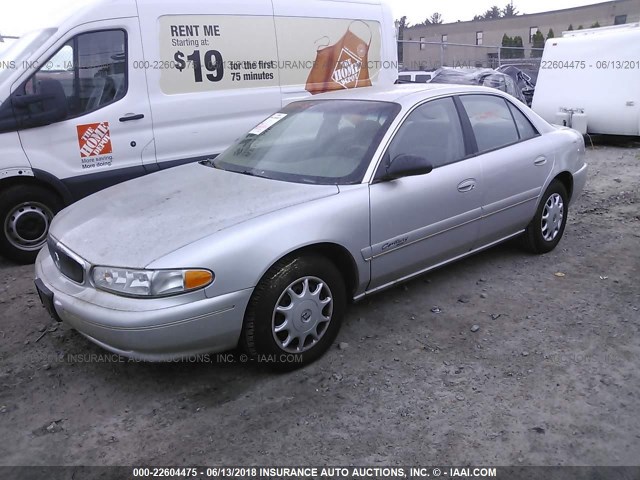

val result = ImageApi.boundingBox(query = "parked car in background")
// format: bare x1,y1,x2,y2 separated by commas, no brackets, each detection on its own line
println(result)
397,70,434,83
429,67,527,104
496,64,537,107
496,62,540,84
35,84,587,369
0,0,398,264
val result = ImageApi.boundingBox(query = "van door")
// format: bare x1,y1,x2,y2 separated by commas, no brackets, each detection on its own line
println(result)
136,0,281,167
15,18,154,200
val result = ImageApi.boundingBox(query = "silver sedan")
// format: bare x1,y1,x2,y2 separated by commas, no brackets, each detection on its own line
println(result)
35,84,588,368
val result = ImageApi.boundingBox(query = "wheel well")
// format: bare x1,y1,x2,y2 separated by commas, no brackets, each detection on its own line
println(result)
554,172,574,201
281,243,359,298
0,177,65,204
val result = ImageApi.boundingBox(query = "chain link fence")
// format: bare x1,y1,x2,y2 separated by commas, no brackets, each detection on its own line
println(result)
399,39,544,71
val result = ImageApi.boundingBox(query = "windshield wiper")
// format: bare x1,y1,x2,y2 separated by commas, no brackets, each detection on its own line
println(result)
198,158,216,168
238,169,270,179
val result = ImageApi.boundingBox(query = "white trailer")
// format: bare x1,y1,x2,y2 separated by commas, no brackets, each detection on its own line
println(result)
532,23,640,136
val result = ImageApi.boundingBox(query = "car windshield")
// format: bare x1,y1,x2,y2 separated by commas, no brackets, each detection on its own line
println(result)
211,100,401,185
0,29,57,90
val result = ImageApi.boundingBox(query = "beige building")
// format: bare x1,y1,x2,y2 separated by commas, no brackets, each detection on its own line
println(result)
402,0,640,70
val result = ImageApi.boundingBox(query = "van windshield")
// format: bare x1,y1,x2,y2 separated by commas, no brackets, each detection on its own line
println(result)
0,28,57,97
212,100,400,185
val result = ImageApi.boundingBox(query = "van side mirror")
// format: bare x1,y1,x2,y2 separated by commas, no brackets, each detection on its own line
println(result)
381,154,433,181
12,79,68,129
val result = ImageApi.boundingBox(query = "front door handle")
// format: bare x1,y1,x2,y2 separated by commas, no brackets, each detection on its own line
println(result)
120,114,145,122
534,156,548,166
457,179,476,193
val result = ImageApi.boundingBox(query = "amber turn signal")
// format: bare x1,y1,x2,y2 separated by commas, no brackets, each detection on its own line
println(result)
184,270,214,290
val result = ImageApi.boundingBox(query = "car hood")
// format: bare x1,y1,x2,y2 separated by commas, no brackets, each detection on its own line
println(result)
50,163,339,267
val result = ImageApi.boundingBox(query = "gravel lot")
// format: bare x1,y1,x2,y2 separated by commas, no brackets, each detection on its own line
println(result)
0,139,639,468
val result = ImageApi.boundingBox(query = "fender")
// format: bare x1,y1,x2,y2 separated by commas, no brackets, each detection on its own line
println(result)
0,168,74,206
31,168,74,205
0,167,34,181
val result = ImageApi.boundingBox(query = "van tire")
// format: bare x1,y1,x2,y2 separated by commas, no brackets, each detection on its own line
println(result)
0,185,62,264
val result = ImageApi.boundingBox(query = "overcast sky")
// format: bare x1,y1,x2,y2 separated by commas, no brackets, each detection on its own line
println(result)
1,0,600,36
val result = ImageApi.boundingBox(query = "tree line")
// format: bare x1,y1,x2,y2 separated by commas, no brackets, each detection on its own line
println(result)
396,2,604,62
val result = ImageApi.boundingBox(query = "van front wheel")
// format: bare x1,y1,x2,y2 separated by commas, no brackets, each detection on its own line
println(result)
0,185,62,264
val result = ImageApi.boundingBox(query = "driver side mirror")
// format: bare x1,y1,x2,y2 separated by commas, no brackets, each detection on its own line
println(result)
11,79,68,129
380,154,433,182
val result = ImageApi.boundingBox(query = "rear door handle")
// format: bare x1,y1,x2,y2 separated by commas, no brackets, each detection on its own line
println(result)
457,179,476,193
119,114,145,122
534,156,547,166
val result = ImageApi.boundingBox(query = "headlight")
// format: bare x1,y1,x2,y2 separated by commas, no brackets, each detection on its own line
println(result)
92,266,213,298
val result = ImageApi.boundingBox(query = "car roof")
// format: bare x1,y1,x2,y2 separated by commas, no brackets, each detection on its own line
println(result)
309,84,506,107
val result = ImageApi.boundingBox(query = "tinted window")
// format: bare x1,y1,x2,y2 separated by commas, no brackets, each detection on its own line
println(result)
26,30,127,120
387,97,465,169
460,95,519,152
508,102,538,140
398,74,411,82
415,74,431,83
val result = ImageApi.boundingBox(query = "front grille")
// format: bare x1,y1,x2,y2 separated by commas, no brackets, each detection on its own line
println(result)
47,237,85,284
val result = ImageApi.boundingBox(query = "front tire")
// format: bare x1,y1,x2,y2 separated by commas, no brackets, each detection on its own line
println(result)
522,179,569,254
0,185,62,264
241,255,346,370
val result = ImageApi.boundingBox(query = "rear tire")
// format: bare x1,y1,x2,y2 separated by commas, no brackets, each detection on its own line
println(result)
521,180,568,254
241,254,346,370
0,185,62,264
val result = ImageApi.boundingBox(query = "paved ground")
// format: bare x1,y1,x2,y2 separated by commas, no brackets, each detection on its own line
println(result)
0,139,639,468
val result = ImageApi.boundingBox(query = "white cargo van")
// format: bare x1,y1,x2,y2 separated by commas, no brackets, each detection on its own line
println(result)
532,23,640,136
0,0,398,263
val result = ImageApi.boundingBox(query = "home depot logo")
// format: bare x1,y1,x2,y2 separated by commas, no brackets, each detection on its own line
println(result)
77,122,113,158
331,47,363,88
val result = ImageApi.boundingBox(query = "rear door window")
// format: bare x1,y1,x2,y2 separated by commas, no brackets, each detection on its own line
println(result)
459,95,519,153
507,102,538,140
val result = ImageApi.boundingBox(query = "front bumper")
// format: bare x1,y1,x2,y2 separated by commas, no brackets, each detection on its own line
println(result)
35,247,253,361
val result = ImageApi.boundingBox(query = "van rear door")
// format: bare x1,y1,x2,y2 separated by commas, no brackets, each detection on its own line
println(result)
14,17,155,200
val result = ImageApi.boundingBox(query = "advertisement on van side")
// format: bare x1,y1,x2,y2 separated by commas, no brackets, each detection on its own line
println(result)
158,15,382,95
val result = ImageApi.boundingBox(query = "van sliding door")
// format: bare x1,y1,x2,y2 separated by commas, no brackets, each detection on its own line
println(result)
136,0,281,167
